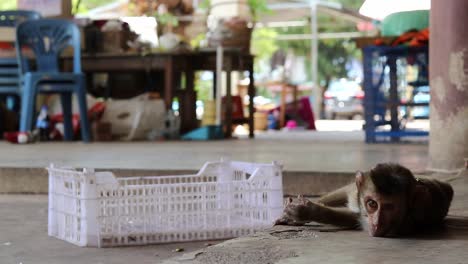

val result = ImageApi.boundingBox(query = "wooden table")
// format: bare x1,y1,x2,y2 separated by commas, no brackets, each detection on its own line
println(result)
63,49,256,138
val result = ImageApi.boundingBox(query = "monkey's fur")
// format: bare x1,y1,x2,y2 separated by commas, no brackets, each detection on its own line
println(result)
275,163,454,237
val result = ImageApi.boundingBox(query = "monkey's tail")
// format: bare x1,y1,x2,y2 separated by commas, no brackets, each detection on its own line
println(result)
445,215,468,230
441,168,467,183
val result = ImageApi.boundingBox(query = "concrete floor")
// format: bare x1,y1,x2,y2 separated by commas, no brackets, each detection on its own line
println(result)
0,195,223,264
164,172,468,264
0,130,429,173
1,171,466,264
3,124,454,264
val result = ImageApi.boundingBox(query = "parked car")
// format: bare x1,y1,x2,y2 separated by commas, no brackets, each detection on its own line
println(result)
400,85,430,119
411,85,430,119
324,79,364,119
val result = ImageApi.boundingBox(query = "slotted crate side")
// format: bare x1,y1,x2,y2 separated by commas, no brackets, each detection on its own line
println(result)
228,161,284,229
110,160,224,188
97,181,235,246
48,160,283,247
93,161,283,246
195,160,283,229
96,162,223,246
48,167,91,246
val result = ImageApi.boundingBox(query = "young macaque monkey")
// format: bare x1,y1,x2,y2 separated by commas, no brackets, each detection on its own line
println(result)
275,163,454,237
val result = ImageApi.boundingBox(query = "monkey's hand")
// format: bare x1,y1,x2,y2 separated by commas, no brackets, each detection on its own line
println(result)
274,196,321,226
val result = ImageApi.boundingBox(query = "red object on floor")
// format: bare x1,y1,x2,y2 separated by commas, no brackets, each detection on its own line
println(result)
49,102,106,140
3,102,106,142
49,114,81,140
296,96,316,130
222,96,245,121
0,42,14,50
269,96,316,130
3,131,20,143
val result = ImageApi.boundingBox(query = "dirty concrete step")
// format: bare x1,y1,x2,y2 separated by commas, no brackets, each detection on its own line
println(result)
0,167,355,195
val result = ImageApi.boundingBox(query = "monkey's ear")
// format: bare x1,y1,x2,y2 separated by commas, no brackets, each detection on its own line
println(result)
355,171,365,190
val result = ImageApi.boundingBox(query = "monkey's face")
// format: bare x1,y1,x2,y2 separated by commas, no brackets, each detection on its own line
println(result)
362,192,407,237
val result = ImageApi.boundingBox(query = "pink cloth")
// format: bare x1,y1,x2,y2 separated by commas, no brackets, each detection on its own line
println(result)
269,96,316,130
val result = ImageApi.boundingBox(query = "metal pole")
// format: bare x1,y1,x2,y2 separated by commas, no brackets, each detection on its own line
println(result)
216,45,223,126
310,2,319,119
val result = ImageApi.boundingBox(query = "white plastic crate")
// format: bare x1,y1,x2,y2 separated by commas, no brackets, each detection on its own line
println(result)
47,160,283,247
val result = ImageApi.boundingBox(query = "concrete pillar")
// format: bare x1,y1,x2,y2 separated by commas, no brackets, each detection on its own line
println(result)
429,0,468,170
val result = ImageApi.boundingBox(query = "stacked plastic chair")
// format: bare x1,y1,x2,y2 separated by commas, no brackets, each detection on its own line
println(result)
15,19,91,142
0,10,41,111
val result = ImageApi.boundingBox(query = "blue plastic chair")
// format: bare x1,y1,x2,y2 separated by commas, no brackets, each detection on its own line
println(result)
0,10,41,111
15,19,91,142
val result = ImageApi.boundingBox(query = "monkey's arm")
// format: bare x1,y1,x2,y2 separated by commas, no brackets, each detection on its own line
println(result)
317,184,354,207
310,204,361,228
275,198,361,228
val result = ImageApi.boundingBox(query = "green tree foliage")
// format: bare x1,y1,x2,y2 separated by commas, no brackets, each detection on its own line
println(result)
317,38,359,86
0,0,16,10
251,28,278,64
194,73,212,102
274,12,361,87
246,0,270,21
72,0,117,14
252,0,365,89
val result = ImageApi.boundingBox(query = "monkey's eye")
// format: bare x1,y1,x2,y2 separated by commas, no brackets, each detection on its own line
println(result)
366,199,378,210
